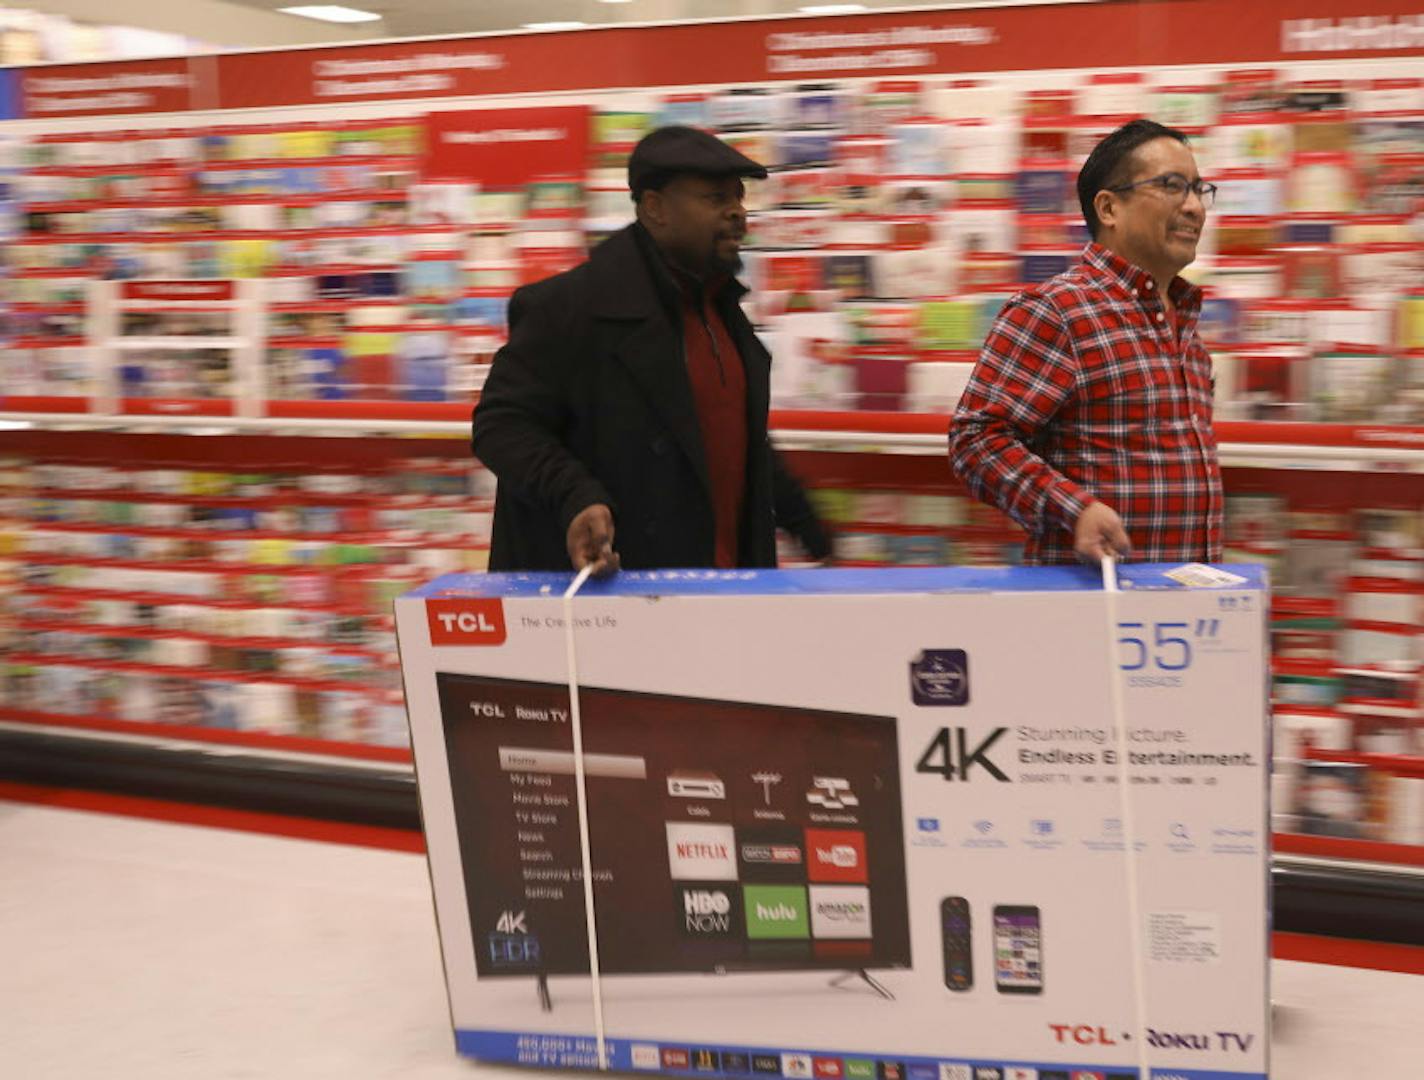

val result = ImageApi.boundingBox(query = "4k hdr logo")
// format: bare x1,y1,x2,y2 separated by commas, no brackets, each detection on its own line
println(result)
427,597,507,645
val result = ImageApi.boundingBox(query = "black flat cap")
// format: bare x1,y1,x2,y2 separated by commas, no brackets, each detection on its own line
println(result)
627,125,769,196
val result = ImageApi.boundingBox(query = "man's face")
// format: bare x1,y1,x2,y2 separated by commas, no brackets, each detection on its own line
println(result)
1097,136,1207,280
643,173,748,276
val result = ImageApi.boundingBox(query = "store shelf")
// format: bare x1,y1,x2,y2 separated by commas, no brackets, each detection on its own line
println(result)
9,303,86,315
14,224,460,245
1,397,91,414
20,584,393,622
20,487,489,511
22,191,414,213
5,407,1424,466
9,335,87,348
0,723,414,798
16,618,395,661
1304,748,1424,779
24,521,423,544
115,337,246,349
18,553,416,576
4,653,397,698
115,399,241,417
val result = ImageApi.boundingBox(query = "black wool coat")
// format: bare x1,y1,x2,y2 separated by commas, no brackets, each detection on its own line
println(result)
473,222,804,572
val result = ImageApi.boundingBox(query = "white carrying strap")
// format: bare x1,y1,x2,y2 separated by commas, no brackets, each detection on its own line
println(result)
562,565,609,1069
1101,556,1153,1080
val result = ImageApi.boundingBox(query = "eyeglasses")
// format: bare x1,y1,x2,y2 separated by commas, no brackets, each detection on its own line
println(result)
1107,172,1217,210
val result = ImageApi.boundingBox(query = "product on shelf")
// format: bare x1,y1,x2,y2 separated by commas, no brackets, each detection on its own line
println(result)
0,445,495,749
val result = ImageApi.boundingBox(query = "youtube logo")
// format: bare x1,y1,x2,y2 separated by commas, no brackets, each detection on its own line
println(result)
805,829,868,884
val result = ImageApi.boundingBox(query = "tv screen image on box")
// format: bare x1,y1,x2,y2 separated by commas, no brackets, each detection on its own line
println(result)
437,673,911,990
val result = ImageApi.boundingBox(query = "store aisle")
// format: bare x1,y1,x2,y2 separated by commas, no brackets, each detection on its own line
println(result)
0,800,471,1080
2,801,1420,1078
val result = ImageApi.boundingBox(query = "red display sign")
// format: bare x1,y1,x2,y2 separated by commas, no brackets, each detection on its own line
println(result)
18,1,1424,119
422,106,590,187
209,0,1424,113
20,58,198,118
120,281,235,302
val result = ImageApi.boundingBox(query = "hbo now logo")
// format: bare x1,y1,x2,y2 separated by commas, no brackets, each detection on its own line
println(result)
684,890,730,916
683,889,733,934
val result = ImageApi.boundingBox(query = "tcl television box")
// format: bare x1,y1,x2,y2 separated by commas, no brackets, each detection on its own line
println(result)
396,565,1270,1080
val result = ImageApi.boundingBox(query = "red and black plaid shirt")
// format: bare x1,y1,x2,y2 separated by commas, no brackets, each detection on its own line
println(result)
950,243,1223,565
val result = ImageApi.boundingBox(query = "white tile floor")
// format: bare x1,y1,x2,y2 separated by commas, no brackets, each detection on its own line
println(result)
1,800,1420,1079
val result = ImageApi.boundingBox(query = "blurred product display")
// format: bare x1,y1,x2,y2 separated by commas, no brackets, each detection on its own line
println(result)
1,9,1422,880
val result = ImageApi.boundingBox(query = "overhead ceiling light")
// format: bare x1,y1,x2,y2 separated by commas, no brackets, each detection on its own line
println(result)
799,3,868,12
279,5,382,22
522,21,589,31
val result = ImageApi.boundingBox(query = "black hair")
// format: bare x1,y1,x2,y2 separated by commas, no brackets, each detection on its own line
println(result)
1077,118,1190,240
631,170,675,203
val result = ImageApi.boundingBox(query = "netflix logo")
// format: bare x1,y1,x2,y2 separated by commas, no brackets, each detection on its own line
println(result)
666,822,738,881
677,841,730,860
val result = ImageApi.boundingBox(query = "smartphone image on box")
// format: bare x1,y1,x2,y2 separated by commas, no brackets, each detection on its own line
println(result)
993,904,1042,994
941,897,973,991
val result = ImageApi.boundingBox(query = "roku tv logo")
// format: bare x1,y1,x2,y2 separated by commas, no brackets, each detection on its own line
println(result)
427,597,507,645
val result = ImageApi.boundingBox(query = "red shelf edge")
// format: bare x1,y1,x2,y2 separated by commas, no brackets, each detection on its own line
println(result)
5,401,1424,452
1274,832,1424,866
769,411,1424,451
1272,931,1424,975
0,707,411,764
265,400,471,422
4,652,396,695
0,780,425,853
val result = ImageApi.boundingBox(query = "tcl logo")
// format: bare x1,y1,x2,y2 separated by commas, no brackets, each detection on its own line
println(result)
427,598,507,645
1049,1024,1119,1046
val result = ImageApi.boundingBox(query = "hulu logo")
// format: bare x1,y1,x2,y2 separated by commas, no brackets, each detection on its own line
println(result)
757,902,797,920
743,885,809,939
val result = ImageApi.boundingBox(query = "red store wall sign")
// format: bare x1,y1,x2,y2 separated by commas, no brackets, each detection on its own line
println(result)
421,106,590,187
20,58,197,118
16,0,1424,119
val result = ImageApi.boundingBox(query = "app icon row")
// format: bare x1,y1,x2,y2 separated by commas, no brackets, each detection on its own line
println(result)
668,822,869,884
631,1045,1136,1080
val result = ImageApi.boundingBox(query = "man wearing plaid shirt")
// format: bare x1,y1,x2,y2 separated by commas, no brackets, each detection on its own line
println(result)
950,119,1223,565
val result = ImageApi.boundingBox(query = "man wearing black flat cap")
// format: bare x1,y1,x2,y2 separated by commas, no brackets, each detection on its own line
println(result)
473,125,829,574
